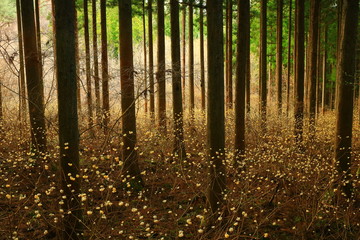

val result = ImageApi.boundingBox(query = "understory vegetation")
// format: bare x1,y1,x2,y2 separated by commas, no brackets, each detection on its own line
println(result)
1,109,359,240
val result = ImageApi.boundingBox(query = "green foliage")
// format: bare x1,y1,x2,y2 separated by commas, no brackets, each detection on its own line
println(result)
0,0,16,22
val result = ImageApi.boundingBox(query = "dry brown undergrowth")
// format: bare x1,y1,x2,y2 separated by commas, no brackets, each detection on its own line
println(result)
0,108,359,240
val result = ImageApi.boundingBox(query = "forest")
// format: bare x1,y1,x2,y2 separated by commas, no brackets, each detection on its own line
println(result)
0,0,359,239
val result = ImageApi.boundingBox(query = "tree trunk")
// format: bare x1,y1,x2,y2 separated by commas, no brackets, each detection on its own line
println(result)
200,0,206,111
245,5,251,115
334,0,359,199
148,0,155,120
119,0,143,184
75,8,81,114
170,0,186,159
188,0,194,115
182,1,187,107
322,26,327,114
286,0,292,116
308,0,320,134
143,0,148,114
53,0,83,238
207,0,226,224
294,0,305,144
157,0,166,132
101,0,109,132
226,0,233,109
259,0,267,131
34,0,43,86
276,0,283,115
92,0,101,124
84,0,94,134
16,0,27,126
234,0,250,166
21,0,47,154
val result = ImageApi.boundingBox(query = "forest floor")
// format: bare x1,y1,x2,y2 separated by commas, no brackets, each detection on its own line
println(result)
1,109,360,240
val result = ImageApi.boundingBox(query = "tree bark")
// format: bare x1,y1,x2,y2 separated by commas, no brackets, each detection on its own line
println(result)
182,1,187,107
321,26,327,114
286,0,292,116
188,0,194,115
143,0,148,114
308,0,320,134
16,0,27,126
21,0,47,154
200,0,206,111
157,0,166,132
170,0,186,159
101,0,109,132
207,0,226,224
84,0,94,134
276,0,283,115
92,0,101,124
294,0,305,144
148,0,155,120
334,0,359,198
226,0,233,109
119,0,143,183
259,0,267,131
75,8,81,114
234,0,250,166
53,0,83,238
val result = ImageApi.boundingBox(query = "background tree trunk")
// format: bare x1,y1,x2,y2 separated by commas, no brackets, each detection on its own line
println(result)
276,0,283,115
182,1,187,107
143,0,148,114
259,0,267,132
287,0,292,116
148,0,155,120
157,0,166,132
226,0,233,109
92,0,101,124
53,0,83,237
188,0,194,115
200,0,205,111
101,0,110,132
21,0,47,154
84,0,94,134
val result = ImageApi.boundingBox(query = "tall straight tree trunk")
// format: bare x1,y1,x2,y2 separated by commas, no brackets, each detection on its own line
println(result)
200,0,206,111
322,26,327,114
84,0,94,134
245,7,251,115
276,0,283,114
93,0,101,124
157,0,166,132
16,0,27,126
182,1,187,106
308,0,320,134
75,8,81,114
119,0,143,184
148,0,155,119
170,0,186,159
334,0,359,199
143,0,148,114
316,23,322,116
34,0,43,85
188,0,194,115
53,0,83,238
226,0,233,109
287,0,292,115
294,0,305,144
259,0,267,131
101,0,110,132
21,0,47,154
207,0,226,224
234,0,250,165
